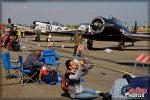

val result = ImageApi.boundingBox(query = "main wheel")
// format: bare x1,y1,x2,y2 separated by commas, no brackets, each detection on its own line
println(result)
87,40,93,50
21,32,25,38
118,42,124,50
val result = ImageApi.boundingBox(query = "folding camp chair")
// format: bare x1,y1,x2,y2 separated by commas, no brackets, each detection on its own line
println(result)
44,56,60,69
18,56,38,85
2,52,20,79
39,50,60,69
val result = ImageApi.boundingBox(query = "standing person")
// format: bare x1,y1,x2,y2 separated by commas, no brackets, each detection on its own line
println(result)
16,28,21,39
63,59,101,99
47,34,55,49
48,34,52,42
34,25,41,42
73,32,84,56
23,50,43,81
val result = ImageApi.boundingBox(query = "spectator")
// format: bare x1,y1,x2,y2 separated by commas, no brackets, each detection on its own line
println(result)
63,59,101,99
102,74,132,100
73,32,84,56
23,50,43,81
34,25,41,41
47,34,55,49
16,28,21,38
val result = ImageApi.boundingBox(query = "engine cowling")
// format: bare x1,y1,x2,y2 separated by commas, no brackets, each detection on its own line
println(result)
90,16,105,34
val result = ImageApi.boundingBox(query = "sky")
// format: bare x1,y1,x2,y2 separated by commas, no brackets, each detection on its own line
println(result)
1,1,149,26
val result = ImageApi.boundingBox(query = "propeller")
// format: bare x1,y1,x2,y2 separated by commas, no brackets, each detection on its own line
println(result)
90,16,114,34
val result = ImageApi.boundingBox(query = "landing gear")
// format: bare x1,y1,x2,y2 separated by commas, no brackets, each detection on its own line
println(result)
35,32,41,42
87,39,93,50
35,35,40,42
131,42,134,46
21,32,25,38
118,40,124,50
46,37,48,42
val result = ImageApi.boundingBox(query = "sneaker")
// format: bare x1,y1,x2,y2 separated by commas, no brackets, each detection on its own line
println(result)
38,80,45,84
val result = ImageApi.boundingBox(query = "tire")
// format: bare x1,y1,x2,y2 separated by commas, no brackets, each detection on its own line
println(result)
46,37,48,42
87,41,93,50
21,32,25,38
119,44,124,51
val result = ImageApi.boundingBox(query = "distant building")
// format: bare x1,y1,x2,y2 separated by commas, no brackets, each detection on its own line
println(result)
137,25,150,32
129,25,150,33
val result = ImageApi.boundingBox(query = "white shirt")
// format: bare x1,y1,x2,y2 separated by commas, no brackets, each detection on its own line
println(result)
110,78,129,100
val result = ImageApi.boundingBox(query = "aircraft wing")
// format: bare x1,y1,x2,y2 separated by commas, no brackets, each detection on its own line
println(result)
124,33,150,41
49,31,93,38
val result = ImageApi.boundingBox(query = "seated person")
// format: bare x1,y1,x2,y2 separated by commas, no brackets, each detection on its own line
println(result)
63,59,101,99
23,50,43,81
102,74,132,100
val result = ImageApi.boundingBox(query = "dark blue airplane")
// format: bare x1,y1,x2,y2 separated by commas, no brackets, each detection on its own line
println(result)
50,16,150,50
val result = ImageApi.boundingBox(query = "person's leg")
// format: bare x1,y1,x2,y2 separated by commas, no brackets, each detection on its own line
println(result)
82,87,100,94
38,70,43,81
74,46,78,55
32,66,41,81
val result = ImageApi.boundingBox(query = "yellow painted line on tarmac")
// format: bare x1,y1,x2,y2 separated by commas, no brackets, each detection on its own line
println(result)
92,63,133,76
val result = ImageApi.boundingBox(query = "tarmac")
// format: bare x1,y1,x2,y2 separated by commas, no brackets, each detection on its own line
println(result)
0,35,149,100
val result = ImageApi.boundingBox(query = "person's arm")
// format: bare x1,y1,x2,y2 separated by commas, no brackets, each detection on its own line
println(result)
69,67,87,80
32,57,43,67
79,61,92,73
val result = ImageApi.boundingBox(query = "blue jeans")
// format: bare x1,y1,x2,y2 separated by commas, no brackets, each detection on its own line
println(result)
75,88,99,99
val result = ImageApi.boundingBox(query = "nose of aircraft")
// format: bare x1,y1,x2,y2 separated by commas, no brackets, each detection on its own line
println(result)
90,16,105,34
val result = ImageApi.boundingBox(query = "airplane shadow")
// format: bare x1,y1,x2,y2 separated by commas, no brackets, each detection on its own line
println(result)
54,40,73,43
31,39,73,43
31,40,47,42
92,46,150,51
124,48,150,51
117,62,150,67
134,45,150,47
91,46,119,51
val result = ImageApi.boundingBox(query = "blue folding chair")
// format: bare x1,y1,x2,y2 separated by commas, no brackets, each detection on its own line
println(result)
39,50,60,69
18,56,38,85
42,50,61,60
2,52,20,79
44,56,60,69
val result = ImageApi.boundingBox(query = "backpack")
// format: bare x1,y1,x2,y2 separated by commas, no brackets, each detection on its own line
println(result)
42,70,58,85
61,73,68,92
